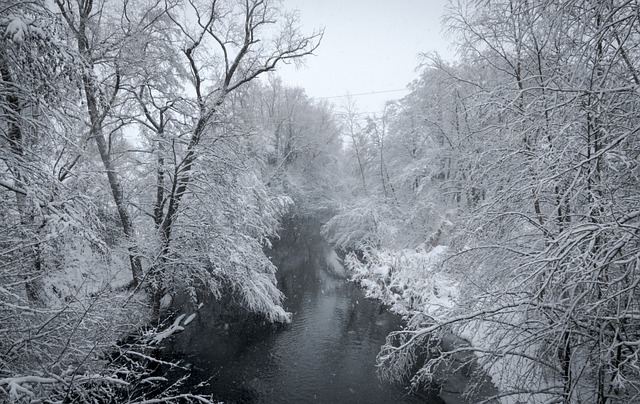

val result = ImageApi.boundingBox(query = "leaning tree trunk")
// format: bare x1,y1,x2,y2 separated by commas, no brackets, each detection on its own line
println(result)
80,73,143,286
57,0,144,286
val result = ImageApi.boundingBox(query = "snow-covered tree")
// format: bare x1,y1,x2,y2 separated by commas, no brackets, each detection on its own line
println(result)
52,0,322,316
0,0,323,401
240,77,343,209
373,1,640,402
120,0,322,314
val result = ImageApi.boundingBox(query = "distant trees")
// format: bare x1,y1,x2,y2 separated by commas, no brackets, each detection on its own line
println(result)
323,61,478,250
246,77,343,208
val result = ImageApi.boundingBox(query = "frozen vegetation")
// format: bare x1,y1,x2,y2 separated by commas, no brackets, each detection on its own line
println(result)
2,0,640,403
345,246,457,317
0,0,323,402
321,1,640,402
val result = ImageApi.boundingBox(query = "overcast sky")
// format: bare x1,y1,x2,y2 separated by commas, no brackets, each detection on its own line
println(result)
277,0,454,114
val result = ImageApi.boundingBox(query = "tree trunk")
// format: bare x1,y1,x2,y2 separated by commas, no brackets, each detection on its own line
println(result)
0,57,45,302
58,1,144,287
82,77,143,286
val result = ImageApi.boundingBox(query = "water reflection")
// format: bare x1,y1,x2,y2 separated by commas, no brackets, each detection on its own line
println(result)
164,219,444,403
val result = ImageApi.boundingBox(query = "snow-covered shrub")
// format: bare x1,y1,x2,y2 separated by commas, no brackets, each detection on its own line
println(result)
322,196,399,251
345,246,457,316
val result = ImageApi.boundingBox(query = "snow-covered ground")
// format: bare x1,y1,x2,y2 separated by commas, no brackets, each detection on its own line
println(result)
41,241,135,306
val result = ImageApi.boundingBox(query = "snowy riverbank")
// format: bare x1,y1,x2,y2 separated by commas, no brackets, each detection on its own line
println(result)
340,245,532,404
344,246,458,318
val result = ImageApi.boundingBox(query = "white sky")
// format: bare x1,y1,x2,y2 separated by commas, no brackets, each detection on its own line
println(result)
278,0,455,114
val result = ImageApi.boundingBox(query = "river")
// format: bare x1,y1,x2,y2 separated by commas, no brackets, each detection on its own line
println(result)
163,218,467,403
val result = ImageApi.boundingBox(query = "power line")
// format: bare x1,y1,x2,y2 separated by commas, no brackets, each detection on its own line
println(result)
311,88,409,100
333,110,386,116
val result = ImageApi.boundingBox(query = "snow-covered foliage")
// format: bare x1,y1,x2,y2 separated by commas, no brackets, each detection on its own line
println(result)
5,16,30,43
0,0,319,401
1,4,77,99
141,129,294,322
232,77,344,213
324,1,640,402
322,196,399,250
0,233,150,401
346,246,456,316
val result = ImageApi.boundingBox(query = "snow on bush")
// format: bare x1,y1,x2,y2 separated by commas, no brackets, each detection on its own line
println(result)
345,246,457,317
4,17,30,43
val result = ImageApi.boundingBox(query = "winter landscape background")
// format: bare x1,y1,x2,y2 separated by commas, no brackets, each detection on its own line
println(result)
1,0,639,403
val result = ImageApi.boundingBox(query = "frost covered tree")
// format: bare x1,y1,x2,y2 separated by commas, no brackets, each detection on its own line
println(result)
51,0,322,316
0,2,184,402
322,101,398,250
54,0,150,285
240,77,343,209
372,1,640,403
117,0,322,315
0,0,84,302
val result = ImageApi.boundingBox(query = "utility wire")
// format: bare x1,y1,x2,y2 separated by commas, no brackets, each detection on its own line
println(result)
310,88,409,100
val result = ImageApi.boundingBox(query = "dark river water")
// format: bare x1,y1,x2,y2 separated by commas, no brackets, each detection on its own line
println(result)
163,219,458,403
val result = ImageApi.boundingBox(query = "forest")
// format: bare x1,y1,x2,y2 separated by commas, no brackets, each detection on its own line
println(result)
1,0,639,403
